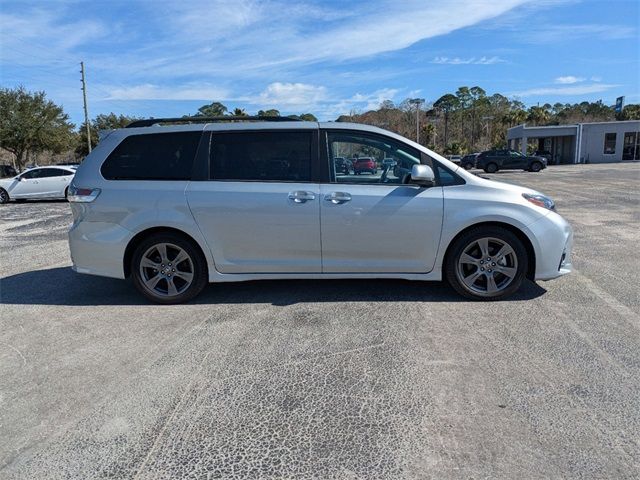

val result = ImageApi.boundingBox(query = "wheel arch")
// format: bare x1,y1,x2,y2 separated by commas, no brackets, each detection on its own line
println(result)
123,226,209,278
442,221,536,280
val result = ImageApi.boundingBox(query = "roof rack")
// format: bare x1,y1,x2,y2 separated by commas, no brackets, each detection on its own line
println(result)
126,116,303,128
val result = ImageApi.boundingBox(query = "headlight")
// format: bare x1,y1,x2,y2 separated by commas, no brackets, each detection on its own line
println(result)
523,193,555,210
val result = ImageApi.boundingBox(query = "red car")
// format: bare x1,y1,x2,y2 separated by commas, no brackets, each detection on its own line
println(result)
353,157,377,175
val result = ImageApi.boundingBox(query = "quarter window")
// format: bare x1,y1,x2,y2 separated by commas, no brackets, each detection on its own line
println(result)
210,131,311,182
101,132,201,180
603,133,616,154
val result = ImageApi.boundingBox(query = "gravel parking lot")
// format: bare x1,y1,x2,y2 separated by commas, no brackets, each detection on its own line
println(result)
1,163,638,479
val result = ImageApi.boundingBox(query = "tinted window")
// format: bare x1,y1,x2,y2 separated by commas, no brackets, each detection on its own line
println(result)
102,132,201,180
44,168,72,177
210,131,311,182
21,169,43,179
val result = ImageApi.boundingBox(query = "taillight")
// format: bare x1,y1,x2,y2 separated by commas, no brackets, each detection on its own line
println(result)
67,184,101,203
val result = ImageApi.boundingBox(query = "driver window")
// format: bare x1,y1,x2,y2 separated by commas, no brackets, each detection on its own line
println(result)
326,131,421,185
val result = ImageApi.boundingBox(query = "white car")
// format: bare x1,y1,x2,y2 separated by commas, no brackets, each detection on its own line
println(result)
0,166,76,203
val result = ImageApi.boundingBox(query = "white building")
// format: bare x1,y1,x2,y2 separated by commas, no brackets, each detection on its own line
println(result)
507,120,640,164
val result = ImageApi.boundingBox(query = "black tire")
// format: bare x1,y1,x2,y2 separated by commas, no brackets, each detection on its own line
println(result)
463,163,473,170
485,163,498,173
445,226,528,301
530,161,542,172
0,189,9,204
131,232,208,304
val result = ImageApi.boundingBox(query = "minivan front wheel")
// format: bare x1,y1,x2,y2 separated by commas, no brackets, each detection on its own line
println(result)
131,233,207,304
446,227,527,300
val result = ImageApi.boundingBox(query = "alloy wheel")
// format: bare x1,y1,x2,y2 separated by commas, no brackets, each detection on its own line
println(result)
139,242,195,297
455,237,518,297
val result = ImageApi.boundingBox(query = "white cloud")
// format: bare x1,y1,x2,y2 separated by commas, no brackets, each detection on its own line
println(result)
554,76,585,84
252,82,328,107
431,56,505,65
104,84,230,101
510,83,619,97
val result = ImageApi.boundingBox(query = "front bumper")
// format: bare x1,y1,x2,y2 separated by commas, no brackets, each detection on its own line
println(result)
527,210,573,281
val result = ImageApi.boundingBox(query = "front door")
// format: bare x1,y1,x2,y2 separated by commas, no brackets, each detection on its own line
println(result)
10,169,45,198
320,130,443,273
187,129,322,273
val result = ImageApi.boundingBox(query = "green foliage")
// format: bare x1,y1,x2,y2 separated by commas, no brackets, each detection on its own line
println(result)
618,104,640,120
257,109,280,117
346,86,625,154
299,113,318,121
0,86,75,169
196,102,228,117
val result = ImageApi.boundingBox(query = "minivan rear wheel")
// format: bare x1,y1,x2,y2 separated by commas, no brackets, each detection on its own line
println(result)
445,226,528,300
0,189,9,204
131,233,208,304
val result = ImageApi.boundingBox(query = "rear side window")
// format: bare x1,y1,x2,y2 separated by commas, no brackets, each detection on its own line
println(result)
101,132,201,180
210,131,311,182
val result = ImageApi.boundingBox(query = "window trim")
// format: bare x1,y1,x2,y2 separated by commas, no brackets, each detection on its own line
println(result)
206,129,320,184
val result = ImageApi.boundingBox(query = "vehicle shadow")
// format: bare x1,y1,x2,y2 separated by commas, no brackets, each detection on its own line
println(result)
1,267,547,306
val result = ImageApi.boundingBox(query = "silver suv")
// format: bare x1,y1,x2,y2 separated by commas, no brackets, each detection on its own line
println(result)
68,116,572,304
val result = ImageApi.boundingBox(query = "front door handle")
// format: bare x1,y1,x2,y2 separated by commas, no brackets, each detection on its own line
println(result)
288,190,316,203
324,192,352,204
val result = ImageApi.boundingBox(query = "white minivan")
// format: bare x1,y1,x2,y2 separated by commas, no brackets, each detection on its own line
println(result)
68,117,572,304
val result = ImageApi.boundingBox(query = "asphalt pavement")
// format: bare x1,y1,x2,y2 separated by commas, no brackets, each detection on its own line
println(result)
1,163,638,479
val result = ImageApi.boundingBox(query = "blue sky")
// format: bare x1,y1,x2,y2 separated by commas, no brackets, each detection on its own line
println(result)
1,0,638,126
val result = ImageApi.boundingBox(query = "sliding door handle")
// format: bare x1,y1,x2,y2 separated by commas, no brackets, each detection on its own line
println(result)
288,191,316,203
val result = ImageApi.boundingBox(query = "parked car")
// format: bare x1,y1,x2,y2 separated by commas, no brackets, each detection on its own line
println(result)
352,157,377,174
68,117,572,304
334,157,352,175
476,150,547,173
460,153,479,170
446,155,462,165
0,166,76,203
0,164,18,179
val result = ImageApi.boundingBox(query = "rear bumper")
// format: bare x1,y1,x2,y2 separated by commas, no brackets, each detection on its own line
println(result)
68,220,130,279
528,210,573,281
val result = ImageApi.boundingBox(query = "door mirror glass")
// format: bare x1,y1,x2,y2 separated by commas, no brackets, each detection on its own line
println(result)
410,164,435,186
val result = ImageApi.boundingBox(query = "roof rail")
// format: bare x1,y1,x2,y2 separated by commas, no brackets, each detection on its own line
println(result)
126,116,303,128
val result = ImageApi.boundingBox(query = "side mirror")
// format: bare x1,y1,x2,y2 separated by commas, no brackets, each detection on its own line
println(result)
410,164,435,186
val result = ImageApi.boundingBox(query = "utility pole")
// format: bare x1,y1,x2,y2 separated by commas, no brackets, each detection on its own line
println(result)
409,98,425,144
80,61,91,153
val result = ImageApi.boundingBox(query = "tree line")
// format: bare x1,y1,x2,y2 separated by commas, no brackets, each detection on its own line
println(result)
1,85,638,169
339,87,640,154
